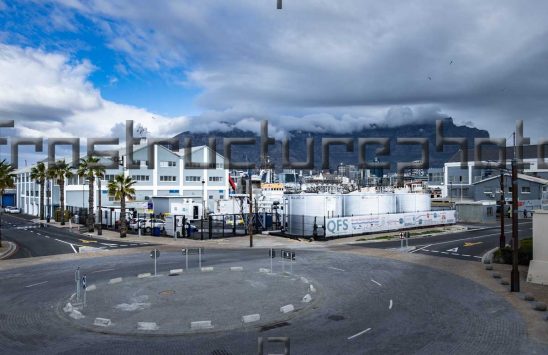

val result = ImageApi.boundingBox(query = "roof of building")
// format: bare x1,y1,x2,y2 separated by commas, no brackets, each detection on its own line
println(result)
447,144,543,163
472,172,548,185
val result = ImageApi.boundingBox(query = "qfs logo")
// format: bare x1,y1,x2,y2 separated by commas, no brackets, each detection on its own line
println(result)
326,218,349,234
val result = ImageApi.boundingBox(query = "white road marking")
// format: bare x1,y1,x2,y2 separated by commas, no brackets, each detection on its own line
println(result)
348,328,371,340
389,299,393,310
328,266,345,272
409,244,432,253
25,281,48,288
451,253,460,256
430,250,439,253
91,268,115,273
371,279,382,287
473,256,482,259
462,254,471,257
440,252,448,254
447,247,459,253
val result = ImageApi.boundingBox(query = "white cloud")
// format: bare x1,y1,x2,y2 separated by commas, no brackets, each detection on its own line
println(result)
0,43,191,141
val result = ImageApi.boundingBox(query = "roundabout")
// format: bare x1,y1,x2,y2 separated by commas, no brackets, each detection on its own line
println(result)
0,247,541,354
60,266,319,335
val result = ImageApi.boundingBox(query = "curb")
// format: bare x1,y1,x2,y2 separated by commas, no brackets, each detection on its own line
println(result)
481,246,498,264
0,241,17,259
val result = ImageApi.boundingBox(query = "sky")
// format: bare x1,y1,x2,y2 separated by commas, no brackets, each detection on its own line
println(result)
1,0,548,161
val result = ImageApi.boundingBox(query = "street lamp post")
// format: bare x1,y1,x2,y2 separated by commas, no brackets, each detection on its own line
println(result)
97,177,102,236
248,177,253,248
510,159,520,292
499,172,505,249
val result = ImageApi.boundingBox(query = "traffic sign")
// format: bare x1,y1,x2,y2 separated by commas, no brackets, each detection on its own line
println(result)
281,250,295,260
82,275,87,290
150,249,160,258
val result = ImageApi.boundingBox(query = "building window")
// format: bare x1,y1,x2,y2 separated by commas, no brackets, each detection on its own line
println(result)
209,176,223,182
209,195,213,199
216,163,224,169
185,176,201,182
487,207,494,216
521,186,531,193
160,161,176,167
131,175,150,182
104,174,116,182
160,176,177,182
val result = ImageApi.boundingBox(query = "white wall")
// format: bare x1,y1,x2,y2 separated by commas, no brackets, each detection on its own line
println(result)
527,210,548,285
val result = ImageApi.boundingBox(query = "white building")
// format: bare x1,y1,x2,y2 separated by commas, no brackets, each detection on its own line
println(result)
443,145,548,200
15,144,229,220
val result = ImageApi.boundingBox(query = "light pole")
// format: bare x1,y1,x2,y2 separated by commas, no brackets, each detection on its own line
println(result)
201,180,205,218
510,158,520,292
97,176,102,236
248,177,253,248
499,172,505,249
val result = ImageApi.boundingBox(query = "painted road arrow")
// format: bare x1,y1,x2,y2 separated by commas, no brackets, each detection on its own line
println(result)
447,247,459,253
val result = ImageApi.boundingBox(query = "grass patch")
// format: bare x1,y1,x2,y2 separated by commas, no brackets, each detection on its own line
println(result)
410,229,445,236
493,237,532,265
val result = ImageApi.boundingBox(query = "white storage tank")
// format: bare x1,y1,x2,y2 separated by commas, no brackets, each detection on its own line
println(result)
395,193,431,213
286,194,343,236
343,194,396,216
286,194,343,217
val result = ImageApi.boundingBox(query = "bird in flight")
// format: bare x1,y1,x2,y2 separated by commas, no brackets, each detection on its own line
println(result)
427,76,432,80
450,60,454,65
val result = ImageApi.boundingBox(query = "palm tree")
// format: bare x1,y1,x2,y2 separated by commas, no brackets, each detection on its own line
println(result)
107,174,136,238
30,162,47,220
48,160,73,225
77,156,105,233
0,160,16,247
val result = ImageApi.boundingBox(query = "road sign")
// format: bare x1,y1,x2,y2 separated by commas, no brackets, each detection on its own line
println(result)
82,275,87,290
150,249,160,258
281,250,295,260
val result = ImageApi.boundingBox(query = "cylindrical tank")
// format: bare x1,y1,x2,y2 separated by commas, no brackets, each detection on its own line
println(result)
342,194,396,216
395,193,431,213
286,194,343,235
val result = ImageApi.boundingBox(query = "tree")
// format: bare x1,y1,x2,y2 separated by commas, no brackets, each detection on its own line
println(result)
107,174,136,238
0,159,16,247
48,160,73,225
30,162,47,220
77,156,105,233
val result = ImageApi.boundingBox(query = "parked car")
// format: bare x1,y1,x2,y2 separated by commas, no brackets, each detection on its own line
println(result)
4,206,21,214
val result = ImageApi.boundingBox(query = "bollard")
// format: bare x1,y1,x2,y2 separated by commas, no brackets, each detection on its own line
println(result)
270,248,273,274
75,267,81,303
199,248,202,269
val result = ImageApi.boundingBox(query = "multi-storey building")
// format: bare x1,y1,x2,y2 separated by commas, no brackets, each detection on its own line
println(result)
15,144,229,219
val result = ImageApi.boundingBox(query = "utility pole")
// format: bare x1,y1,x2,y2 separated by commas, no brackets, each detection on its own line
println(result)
97,177,102,236
248,177,253,248
499,172,505,249
510,158,520,292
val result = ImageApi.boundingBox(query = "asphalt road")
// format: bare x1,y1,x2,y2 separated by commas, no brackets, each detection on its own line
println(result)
355,220,533,262
0,214,153,259
0,248,544,354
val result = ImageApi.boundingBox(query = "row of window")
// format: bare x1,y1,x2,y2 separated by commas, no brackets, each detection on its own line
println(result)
159,161,177,167
132,175,150,181
483,186,531,194
209,176,223,182
160,176,177,182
